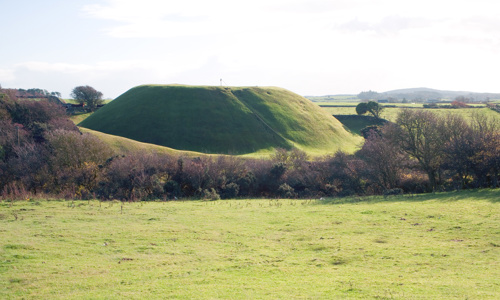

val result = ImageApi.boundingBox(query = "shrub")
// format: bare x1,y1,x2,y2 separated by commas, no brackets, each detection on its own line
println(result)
272,148,308,170
360,125,382,139
236,171,256,197
1,182,29,201
202,188,220,201
8,142,52,194
399,170,430,194
46,130,114,196
270,162,287,179
164,180,181,199
277,183,297,198
323,152,366,196
221,182,239,199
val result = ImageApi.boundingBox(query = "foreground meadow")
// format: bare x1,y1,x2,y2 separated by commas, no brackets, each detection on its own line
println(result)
1,190,499,299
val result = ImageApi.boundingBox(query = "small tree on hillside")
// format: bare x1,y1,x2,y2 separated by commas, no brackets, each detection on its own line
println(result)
366,101,384,119
71,86,103,112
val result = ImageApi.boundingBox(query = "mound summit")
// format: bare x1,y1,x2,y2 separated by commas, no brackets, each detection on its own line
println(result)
79,85,360,155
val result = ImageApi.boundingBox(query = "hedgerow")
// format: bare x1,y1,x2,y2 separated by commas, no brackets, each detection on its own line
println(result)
1,91,498,200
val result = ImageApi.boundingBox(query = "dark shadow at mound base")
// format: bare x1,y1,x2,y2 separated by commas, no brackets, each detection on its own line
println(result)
334,115,388,135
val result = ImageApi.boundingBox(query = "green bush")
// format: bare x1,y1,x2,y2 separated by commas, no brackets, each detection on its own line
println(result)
221,183,239,199
278,183,297,198
202,188,220,201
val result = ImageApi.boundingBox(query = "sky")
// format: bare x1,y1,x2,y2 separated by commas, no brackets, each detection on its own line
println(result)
1,0,500,99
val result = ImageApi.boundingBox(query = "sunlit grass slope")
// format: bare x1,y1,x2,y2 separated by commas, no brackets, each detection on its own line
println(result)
79,128,200,157
79,85,361,155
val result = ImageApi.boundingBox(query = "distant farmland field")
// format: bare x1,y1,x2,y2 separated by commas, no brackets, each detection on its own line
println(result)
320,105,498,123
1,189,499,299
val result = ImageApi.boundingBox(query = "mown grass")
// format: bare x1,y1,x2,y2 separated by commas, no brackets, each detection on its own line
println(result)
1,189,498,299
79,85,361,156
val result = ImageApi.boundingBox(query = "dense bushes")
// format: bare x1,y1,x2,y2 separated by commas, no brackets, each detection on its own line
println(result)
1,91,498,200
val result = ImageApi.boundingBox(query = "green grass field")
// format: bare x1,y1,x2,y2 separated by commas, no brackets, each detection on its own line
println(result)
1,189,499,299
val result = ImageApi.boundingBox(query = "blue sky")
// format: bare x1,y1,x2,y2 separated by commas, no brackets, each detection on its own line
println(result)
2,0,500,98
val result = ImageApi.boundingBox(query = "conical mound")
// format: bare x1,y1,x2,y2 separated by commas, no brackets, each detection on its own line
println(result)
79,85,361,155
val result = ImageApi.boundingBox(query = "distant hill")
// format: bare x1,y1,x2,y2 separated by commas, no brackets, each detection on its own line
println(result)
79,85,361,155
308,88,500,102
381,88,500,102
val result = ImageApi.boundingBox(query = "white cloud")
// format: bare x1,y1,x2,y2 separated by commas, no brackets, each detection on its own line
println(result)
16,62,99,73
19,60,134,72
15,57,207,78
82,0,500,53
5,0,500,97
83,0,271,38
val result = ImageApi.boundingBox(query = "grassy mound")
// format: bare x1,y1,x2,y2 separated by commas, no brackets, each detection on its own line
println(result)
79,85,361,155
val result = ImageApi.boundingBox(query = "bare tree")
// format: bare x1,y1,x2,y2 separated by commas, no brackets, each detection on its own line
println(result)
440,114,475,188
357,124,409,190
392,109,445,191
469,113,500,187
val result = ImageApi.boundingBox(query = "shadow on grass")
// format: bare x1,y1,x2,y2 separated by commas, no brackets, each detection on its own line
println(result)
334,115,388,135
317,188,500,205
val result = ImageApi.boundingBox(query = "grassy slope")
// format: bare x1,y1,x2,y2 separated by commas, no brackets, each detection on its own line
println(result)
79,128,200,157
79,85,361,156
69,113,92,124
232,87,361,154
1,189,499,299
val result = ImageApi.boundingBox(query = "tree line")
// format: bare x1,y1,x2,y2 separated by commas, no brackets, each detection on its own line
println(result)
1,91,498,201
